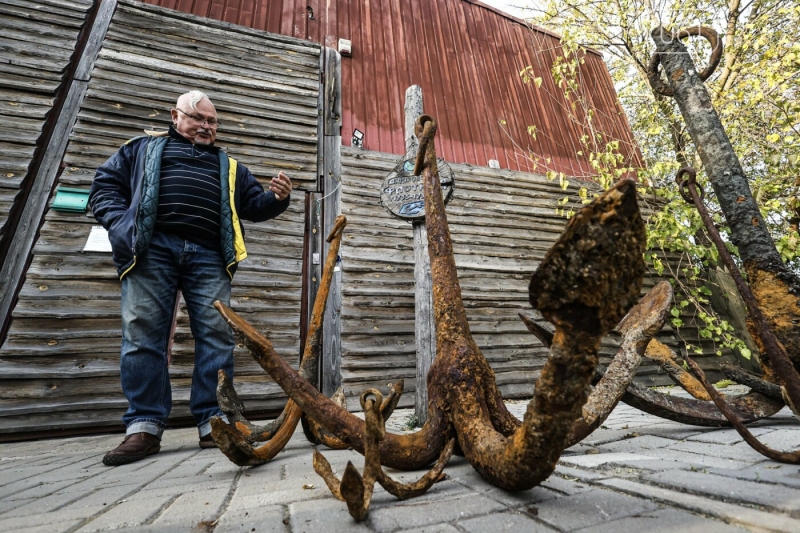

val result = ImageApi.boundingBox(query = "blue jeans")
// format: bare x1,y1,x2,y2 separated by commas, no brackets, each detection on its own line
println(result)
120,231,233,439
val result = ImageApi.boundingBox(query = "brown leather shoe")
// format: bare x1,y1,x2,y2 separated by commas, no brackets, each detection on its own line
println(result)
102,433,161,466
199,434,218,449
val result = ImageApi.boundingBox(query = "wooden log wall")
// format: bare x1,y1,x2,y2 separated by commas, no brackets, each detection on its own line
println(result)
0,0,320,436
336,147,732,409
0,0,93,247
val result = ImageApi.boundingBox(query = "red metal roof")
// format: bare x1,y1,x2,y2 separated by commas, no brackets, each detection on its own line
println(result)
143,0,641,175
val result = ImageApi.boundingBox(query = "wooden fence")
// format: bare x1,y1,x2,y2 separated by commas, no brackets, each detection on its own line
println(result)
0,0,320,436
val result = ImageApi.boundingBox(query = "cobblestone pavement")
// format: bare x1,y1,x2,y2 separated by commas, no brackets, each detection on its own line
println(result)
1,391,799,532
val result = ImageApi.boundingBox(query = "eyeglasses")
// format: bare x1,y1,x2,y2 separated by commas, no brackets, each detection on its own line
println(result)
175,108,221,128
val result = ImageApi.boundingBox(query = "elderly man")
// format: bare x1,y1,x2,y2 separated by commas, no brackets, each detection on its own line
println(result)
89,90,292,466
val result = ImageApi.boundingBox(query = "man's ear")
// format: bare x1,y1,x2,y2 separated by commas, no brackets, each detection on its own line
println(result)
170,108,178,124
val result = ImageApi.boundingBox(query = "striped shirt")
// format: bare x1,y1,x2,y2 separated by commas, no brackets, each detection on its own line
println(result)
156,127,222,252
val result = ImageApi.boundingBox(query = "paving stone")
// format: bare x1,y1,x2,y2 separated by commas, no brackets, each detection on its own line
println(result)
128,480,232,500
368,492,505,532
634,447,751,471
585,458,699,474
153,458,214,480
400,524,461,533
710,463,800,488
143,468,239,490
0,479,82,502
552,465,608,481
0,460,99,496
63,483,145,510
0,497,36,515
214,505,285,533
592,435,679,453
369,479,472,507
233,468,289,497
685,427,776,445
14,518,84,533
599,477,800,532
666,440,766,463
0,485,99,517
573,507,746,532
0,463,76,484
151,486,230,527
534,487,659,530
632,423,707,441
0,503,107,530
458,510,556,532
731,429,800,453
558,452,658,469
569,428,649,447
75,495,169,532
204,460,242,476
539,474,593,496
463,483,562,509
290,497,372,533
644,470,800,513
228,484,329,509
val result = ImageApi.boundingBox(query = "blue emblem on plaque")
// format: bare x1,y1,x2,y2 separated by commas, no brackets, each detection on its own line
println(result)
398,201,425,217
403,160,415,173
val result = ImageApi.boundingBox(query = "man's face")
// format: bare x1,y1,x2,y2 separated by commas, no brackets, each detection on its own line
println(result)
171,98,218,145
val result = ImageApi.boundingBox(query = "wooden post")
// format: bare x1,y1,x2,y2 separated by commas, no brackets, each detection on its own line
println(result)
406,86,437,425
0,0,117,341
321,47,343,397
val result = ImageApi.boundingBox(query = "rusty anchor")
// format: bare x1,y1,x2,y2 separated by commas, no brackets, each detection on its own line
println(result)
213,113,649,519
209,216,406,465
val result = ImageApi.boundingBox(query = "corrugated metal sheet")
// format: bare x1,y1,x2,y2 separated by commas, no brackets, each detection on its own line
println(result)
0,0,93,246
0,0,319,435
142,0,641,175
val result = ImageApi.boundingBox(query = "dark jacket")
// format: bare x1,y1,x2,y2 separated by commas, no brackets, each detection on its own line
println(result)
89,133,289,279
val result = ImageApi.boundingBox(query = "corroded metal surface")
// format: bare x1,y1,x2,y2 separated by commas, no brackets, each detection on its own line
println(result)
647,26,722,97
209,216,349,466
312,389,454,521
719,362,782,399
303,382,404,450
619,381,784,426
216,369,288,442
685,357,800,463
644,339,711,401
566,281,673,446
215,303,452,470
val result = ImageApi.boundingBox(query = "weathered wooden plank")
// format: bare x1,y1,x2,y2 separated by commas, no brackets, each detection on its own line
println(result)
321,48,343,397
113,2,321,54
0,4,89,28
84,75,318,123
89,60,318,113
101,26,320,86
104,21,320,71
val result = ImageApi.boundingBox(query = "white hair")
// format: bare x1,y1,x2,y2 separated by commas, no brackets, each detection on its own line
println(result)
177,90,210,110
